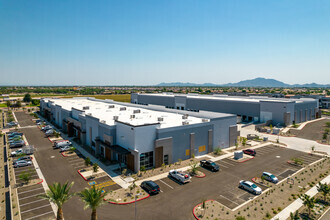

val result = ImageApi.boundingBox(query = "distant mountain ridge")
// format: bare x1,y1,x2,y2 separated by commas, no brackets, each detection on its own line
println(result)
157,77,330,87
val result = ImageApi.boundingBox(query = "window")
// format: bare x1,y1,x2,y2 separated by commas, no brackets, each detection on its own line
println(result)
185,149,190,156
140,151,153,169
164,155,169,165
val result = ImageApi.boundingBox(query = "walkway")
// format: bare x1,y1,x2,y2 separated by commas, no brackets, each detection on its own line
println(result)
271,174,330,220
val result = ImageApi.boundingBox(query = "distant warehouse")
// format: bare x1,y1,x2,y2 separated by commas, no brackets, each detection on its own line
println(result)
40,97,238,172
131,93,320,126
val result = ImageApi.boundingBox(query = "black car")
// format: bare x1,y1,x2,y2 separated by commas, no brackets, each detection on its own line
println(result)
7,132,23,138
243,149,256,156
141,181,160,194
200,160,220,172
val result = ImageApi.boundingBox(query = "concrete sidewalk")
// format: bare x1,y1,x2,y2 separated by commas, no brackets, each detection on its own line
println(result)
271,174,330,220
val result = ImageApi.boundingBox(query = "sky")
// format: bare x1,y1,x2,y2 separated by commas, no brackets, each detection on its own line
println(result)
0,0,329,86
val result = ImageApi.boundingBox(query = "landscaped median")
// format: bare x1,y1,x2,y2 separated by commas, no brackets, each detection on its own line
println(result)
104,186,150,205
78,166,107,181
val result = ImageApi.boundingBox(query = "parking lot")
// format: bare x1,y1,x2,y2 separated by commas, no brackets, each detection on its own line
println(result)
14,111,36,127
14,111,323,220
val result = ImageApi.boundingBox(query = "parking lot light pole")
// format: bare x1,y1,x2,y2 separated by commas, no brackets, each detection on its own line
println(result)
135,193,142,220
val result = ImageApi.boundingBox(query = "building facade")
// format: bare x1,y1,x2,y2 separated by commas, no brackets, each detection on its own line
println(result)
131,93,320,126
40,97,238,172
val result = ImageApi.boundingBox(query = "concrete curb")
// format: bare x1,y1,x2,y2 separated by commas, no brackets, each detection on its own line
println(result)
192,199,215,220
108,194,150,205
238,156,255,163
61,152,68,157
251,177,270,188
37,179,44,184
77,169,88,181
194,172,206,178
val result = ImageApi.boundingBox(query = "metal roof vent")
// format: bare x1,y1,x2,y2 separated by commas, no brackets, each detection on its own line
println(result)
100,120,106,124
182,121,189,125
130,115,135,119
158,117,164,121
133,109,141,114
108,105,115,108
120,107,126,111
87,113,92,116
83,106,89,110
202,119,209,123
182,114,188,119
113,116,119,120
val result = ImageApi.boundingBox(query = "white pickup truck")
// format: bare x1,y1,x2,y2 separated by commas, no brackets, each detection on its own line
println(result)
169,169,191,184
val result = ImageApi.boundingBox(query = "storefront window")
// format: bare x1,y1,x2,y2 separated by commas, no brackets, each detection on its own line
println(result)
140,151,153,169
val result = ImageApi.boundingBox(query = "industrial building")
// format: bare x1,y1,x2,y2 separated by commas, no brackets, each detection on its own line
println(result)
131,93,320,126
40,97,238,172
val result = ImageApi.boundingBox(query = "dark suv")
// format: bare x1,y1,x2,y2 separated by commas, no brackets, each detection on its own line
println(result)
200,160,220,172
141,181,160,195
243,149,256,156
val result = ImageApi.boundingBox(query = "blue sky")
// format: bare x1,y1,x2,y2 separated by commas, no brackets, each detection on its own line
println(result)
0,0,329,86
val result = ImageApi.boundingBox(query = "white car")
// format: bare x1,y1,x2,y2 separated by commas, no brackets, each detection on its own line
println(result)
11,149,23,157
60,145,72,152
262,172,278,183
169,169,191,184
41,125,52,131
14,160,32,168
239,180,262,195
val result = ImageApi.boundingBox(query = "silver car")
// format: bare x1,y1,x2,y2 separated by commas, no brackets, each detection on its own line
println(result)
239,180,262,195
14,160,32,168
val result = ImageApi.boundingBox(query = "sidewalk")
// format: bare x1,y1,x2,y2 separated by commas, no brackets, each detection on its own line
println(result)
271,174,330,220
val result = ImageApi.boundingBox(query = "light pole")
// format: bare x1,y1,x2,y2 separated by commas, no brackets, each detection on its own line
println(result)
135,193,142,220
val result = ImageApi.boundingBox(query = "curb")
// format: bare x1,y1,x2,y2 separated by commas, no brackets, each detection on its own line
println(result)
37,179,44,184
287,161,303,167
194,172,206,178
77,169,88,181
251,177,269,188
238,156,255,163
192,199,215,220
47,137,53,143
61,152,68,157
108,194,150,205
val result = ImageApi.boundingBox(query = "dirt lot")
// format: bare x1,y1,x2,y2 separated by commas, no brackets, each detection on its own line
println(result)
289,118,330,142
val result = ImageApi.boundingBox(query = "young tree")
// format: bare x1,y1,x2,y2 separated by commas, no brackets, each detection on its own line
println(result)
93,163,99,177
316,182,330,202
38,182,74,220
77,186,108,220
190,162,198,176
16,100,22,108
23,93,32,103
18,170,33,185
290,211,299,220
85,157,91,167
214,147,222,155
299,194,315,217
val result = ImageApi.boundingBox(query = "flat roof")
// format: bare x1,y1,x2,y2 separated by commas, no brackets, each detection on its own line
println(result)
138,93,316,104
42,97,217,128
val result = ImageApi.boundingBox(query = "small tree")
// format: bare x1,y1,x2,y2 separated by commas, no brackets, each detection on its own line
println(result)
128,181,136,196
161,163,165,170
6,100,11,109
93,163,99,176
235,142,239,150
69,146,76,153
16,100,22,108
242,137,247,146
326,122,330,128
291,157,303,165
214,147,222,155
270,124,273,132
290,211,299,220
191,153,195,160
190,162,198,176
299,194,315,217
85,157,91,167
316,182,330,202
18,170,33,185
23,93,32,103
140,166,146,172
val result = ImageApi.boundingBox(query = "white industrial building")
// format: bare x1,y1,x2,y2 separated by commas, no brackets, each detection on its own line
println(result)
40,97,238,172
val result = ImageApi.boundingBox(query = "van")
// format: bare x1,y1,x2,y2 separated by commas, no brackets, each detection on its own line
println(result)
54,140,72,149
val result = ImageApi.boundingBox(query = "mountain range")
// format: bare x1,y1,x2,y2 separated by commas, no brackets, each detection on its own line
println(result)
156,78,330,88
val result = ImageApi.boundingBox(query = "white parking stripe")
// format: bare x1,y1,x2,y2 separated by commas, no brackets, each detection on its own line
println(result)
219,194,239,205
159,180,174,189
18,187,43,195
216,163,228,168
20,193,42,200
24,211,54,220
219,160,235,166
21,204,51,214
20,199,45,206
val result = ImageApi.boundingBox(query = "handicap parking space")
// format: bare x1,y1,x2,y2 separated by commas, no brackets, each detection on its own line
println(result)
17,184,55,220
89,176,121,192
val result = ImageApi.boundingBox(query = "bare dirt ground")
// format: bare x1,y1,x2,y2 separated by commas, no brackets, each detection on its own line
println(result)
289,119,330,142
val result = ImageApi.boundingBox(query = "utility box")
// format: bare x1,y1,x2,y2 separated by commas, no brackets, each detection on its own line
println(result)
273,128,280,135
263,137,268,141
234,151,243,160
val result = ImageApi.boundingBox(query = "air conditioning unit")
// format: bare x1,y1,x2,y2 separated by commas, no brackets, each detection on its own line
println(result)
120,107,126,111
133,109,141,114
182,114,188,119
158,117,164,121
83,106,89,110
100,120,106,123
182,121,189,125
130,115,135,119
87,113,92,116
202,119,209,122
113,116,119,120
108,105,115,108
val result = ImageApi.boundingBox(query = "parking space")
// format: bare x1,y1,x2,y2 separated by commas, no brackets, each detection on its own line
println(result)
14,111,36,127
14,164,38,185
17,184,55,220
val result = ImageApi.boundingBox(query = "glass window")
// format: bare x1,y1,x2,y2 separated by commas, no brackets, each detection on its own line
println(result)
164,155,169,165
140,151,153,169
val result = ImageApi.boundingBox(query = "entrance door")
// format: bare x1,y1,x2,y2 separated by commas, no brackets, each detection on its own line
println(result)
155,147,163,168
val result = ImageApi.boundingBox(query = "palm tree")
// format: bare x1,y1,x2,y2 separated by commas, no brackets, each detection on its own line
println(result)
317,182,330,202
299,194,315,217
38,182,74,220
77,186,108,220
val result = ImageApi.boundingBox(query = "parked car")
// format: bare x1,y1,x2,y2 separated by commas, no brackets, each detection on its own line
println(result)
60,145,72,152
239,180,262,195
13,160,32,168
243,149,256,156
200,160,220,172
10,146,34,157
141,181,160,194
261,172,278,183
7,122,18,127
9,137,23,142
9,135,23,140
7,132,23,138
41,125,52,132
54,140,72,149
169,169,191,184
13,156,33,164
45,129,54,137
9,140,25,148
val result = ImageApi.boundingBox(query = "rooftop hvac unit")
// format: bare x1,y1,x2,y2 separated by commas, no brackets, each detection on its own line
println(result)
83,106,89,110
133,109,141,114
108,105,115,108
87,113,92,116
120,107,126,111
113,116,119,120
100,120,106,124
158,117,164,121
130,115,135,119
182,114,188,119
182,121,189,125
202,119,209,122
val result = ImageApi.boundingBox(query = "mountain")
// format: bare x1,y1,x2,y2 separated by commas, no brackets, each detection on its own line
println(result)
156,78,330,87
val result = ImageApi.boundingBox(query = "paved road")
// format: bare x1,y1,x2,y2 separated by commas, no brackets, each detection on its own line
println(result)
320,207,330,220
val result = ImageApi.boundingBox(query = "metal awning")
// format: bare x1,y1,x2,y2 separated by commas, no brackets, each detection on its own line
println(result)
101,143,130,155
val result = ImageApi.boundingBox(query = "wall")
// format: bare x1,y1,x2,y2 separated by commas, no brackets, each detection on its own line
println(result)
85,115,100,149
211,116,236,148
115,122,135,151
294,100,318,123
260,101,294,125
135,94,175,107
